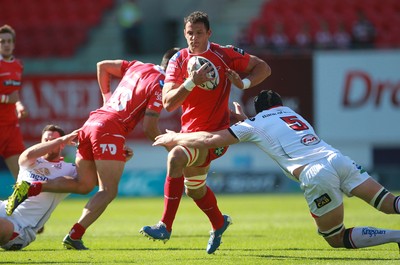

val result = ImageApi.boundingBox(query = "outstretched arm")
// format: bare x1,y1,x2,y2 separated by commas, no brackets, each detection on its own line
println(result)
153,101,246,149
153,129,239,149
19,129,80,168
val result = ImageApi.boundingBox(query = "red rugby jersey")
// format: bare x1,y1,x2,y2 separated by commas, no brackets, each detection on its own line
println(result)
0,57,23,126
95,60,165,133
165,42,250,132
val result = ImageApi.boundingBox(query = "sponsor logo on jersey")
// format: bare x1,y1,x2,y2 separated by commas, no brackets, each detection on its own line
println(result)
158,79,164,89
155,90,162,101
353,162,366,174
301,134,321,146
171,51,180,61
4,80,21,86
224,45,245,55
314,193,331,208
53,163,62,170
214,147,225,156
84,121,104,127
29,172,49,182
33,168,50,176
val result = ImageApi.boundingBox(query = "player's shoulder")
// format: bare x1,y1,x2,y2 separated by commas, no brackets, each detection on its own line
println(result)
0,57,23,69
210,42,246,56
14,58,23,68
170,48,189,62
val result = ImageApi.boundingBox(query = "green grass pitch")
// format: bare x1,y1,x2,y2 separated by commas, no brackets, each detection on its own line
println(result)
1,194,399,264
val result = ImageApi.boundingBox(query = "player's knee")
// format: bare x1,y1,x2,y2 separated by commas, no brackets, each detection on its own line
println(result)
0,219,14,246
0,235,9,246
185,185,207,200
76,181,96,195
168,147,189,169
98,188,118,203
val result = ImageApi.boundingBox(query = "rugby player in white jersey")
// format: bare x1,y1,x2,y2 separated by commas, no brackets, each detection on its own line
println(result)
152,90,400,252
0,125,79,250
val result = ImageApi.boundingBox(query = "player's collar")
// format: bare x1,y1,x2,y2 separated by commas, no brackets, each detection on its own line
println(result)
267,105,283,110
0,54,15,62
154,65,165,74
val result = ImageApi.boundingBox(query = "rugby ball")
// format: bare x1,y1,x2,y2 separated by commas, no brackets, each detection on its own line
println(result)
187,56,220,90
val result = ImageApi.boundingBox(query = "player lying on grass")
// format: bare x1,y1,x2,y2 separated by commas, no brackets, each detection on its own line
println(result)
0,125,78,250
152,90,400,251
1,125,134,251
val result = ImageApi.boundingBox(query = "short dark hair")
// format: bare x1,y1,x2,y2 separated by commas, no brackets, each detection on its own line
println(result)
160,47,180,71
0,24,16,42
254,90,283,113
184,11,210,31
42,124,65,137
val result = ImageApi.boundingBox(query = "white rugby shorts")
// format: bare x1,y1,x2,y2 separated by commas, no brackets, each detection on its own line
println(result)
298,153,370,217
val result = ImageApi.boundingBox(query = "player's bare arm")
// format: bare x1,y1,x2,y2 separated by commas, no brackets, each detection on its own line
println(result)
153,129,239,149
97,60,124,104
247,55,271,85
226,55,270,90
19,129,79,168
162,82,191,112
143,108,161,142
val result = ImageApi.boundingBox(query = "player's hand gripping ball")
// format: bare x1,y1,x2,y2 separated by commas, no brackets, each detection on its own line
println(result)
187,56,220,90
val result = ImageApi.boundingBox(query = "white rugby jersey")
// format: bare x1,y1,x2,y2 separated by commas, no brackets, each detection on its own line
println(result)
229,106,338,181
0,157,77,231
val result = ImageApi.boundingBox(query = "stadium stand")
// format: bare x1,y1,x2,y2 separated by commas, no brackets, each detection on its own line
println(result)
245,0,400,50
0,0,114,58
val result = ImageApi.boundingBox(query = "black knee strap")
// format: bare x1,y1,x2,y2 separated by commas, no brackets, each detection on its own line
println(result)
374,189,389,210
343,228,356,249
394,196,400,214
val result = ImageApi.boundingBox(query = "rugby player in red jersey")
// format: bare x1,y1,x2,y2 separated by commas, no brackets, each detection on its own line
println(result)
7,47,180,250
0,24,28,180
140,11,271,254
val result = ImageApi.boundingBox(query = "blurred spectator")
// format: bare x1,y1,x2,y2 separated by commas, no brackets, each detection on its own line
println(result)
235,26,251,49
314,20,333,49
351,10,376,49
295,22,312,52
252,24,269,50
333,21,351,49
269,22,289,53
117,0,143,55
0,24,28,180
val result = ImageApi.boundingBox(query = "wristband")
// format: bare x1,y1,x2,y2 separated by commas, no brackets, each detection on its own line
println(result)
242,78,251,89
1,95,9,103
183,78,196,91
